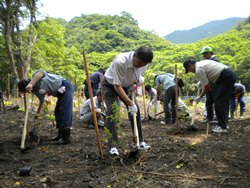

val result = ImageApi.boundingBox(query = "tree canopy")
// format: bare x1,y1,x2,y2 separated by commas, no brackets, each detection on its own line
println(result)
0,5,249,95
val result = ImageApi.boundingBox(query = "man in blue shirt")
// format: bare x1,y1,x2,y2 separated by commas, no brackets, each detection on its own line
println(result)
18,70,74,145
154,74,177,124
84,68,105,99
230,83,246,119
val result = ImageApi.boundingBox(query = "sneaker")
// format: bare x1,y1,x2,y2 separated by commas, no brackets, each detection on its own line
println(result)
160,121,170,125
138,142,150,150
212,126,227,133
109,147,119,156
160,121,165,125
98,120,104,127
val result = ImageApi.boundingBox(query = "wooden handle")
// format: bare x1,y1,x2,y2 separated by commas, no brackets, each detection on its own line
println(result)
132,91,139,146
21,94,29,149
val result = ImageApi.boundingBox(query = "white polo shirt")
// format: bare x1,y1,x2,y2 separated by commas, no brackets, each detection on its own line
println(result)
104,51,148,87
146,87,157,101
80,96,101,115
195,60,228,88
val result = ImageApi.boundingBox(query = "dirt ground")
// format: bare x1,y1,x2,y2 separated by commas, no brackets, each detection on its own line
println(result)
0,98,250,188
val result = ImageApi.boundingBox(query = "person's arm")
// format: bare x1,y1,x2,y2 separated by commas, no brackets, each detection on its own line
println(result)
156,85,161,100
26,71,45,92
114,85,133,106
37,101,44,114
198,83,211,97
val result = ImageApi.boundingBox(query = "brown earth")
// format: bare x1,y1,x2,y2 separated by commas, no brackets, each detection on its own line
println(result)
0,99,250,188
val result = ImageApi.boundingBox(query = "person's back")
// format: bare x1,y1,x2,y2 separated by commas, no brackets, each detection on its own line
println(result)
230,83,246,119
84,68,105,99
155,74,175,91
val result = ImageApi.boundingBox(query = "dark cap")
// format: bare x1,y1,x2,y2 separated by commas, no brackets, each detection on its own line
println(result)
183,60,196,73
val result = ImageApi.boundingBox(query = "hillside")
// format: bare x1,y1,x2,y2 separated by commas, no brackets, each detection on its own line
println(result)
164,17,246,44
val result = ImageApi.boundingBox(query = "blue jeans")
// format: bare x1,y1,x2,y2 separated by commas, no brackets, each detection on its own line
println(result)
230,95,245,112
54,80,74,129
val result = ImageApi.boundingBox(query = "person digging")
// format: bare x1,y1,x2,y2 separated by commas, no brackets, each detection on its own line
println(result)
18,70,74,145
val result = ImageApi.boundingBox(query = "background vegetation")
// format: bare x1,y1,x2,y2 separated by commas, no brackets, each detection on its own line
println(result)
0,1,249,96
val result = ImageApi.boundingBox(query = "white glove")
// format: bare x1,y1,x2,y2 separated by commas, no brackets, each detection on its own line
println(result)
128,104,138,115
195,96,202,103
139,76,145,84
96,108,102,113
58,86,66,94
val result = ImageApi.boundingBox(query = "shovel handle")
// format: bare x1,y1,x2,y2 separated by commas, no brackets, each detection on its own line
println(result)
191,101,197,125
21,94,29,149
131,91,139,147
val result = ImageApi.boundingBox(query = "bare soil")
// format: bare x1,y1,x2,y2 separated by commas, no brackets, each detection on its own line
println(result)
0,100,250,188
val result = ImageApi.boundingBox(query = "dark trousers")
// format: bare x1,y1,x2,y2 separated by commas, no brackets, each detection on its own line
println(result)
163,86,176,123
206,91,214,121
102,79,143,148
54,80,74,129
212,69,236,129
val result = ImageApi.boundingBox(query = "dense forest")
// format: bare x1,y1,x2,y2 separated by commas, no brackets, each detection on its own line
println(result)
0,1,250,96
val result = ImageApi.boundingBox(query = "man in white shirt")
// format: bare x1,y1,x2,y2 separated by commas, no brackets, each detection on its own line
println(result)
102,46,153,156
183,59,236,133
80,91,105,127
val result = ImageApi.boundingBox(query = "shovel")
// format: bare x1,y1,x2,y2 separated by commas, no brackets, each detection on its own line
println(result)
21,94,30,150
189,100,198,131
128,91,140,158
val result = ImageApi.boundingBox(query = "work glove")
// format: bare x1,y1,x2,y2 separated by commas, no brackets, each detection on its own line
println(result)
96,108,102,113
139,76,145,84
58,86,66,94
195,96,202,104
128,104,138,115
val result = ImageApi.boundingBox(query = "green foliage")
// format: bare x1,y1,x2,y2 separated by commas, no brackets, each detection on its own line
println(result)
0,9,249,94
105,102,122,146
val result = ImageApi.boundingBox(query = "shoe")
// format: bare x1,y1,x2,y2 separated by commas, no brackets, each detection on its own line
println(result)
51,129,61,141
212,126,227,133
98,120,104,127
138,142,150,150
160,121,165,125
160,121,170,125
109,147,119,156
54,128,71,145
